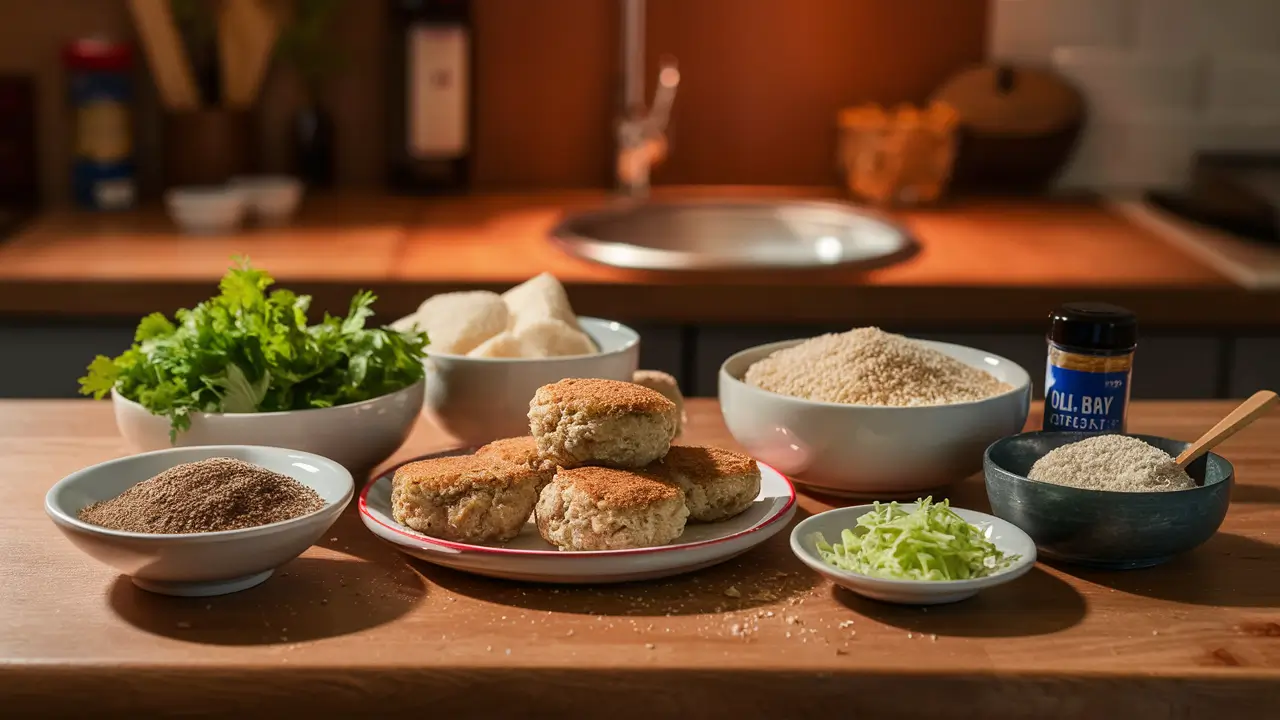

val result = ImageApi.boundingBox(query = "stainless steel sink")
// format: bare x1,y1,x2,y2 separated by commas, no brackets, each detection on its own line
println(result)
548,199,918,271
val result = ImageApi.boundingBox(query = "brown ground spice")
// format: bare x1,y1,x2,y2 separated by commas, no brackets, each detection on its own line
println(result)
79,457,325,534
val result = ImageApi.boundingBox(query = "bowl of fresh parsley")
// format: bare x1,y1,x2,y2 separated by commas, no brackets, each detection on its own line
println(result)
79,260,429,472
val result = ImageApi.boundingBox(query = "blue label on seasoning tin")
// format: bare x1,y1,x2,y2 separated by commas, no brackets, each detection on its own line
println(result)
1044,365,1130,432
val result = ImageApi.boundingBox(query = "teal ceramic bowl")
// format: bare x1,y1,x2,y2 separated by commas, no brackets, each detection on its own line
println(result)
983,432,1233,570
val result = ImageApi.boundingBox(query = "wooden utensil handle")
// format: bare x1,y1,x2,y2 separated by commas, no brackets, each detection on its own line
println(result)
1176,390,1278,467
128,0,201,111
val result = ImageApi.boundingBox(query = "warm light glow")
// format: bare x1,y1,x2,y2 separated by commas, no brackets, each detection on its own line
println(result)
814,235,844,263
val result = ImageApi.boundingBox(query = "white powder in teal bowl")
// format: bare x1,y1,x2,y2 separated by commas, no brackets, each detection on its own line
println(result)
1028,434,1196,492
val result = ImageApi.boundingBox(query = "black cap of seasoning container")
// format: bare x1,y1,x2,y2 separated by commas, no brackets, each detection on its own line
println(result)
1048,302,1137,353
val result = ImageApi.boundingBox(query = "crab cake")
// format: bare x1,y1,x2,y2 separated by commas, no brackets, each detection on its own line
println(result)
650,446,761,522
476,436,557,486
528,378,678,468
631,369,685,435
535,466,689,551
391,455,541,543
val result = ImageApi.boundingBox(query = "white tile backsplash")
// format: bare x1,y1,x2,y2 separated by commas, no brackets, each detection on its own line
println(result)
1055,122,1115,189
989,0,1280,190
1206,54,1280,119
990,0,1134,64
1062,117,1198,190
1197,119,1280,153
1115,118,1199,189
1136,0,1280,55
1052,48,1202,122
989,0,1051,64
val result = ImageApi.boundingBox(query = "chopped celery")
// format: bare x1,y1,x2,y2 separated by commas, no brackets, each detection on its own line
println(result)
813,497,1018,581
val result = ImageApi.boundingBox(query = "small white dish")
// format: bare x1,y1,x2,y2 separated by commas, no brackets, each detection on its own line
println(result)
421,317,640,446
229,175,304,225
790,503,1036,605
361,450,797,584
45,445,353,597
164,186,246,235
112,379,424,472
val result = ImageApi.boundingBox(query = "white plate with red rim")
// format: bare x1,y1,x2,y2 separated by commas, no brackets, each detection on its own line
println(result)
360,448,797,583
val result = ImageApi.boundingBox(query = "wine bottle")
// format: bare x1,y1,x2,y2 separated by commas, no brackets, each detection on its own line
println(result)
388,0,473,193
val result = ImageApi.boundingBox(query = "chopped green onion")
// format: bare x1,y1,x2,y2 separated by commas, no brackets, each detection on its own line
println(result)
813,497,1018,581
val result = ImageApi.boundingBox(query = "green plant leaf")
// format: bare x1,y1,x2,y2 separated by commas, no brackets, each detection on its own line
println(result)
78,355,121,399
212,363,270,413
80,257,429,435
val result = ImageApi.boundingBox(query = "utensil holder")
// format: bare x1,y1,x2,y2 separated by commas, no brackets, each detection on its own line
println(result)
163,110,253,187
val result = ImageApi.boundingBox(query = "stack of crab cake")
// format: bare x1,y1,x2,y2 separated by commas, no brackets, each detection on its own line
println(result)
390,378,761,551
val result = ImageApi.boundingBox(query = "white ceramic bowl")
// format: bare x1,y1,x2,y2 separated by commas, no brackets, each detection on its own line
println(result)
790,504,1036,605
112,379,424,472
164,186,246,235
422,317,640,446
45,445,353,597
229,175,304,225
719,338,1031,498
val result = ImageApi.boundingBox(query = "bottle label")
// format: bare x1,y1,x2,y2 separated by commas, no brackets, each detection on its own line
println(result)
407,25,469,159
76,99,132,163
1044,365,1130,432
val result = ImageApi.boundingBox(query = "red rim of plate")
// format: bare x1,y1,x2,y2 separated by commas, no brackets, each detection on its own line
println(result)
359,451,798,557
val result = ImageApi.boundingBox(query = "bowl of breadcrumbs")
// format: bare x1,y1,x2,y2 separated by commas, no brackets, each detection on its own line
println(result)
718,327,1030,498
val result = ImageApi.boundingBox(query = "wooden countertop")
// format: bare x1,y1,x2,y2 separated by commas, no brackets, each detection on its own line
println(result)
3,399,1279,718
0,188,1274,328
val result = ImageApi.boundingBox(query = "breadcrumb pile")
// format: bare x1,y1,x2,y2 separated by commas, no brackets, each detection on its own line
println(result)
1028,435,1196,492
744,327,1011,406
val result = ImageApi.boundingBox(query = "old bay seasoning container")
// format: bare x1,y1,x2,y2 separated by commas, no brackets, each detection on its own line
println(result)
64,38,135,210
1043,302,1137,433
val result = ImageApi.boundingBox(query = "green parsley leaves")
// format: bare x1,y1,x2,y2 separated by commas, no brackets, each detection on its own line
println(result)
79,258,428,437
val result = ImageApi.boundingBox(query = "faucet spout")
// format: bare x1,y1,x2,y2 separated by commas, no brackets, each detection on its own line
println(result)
617,58,678,199
617,0,678,199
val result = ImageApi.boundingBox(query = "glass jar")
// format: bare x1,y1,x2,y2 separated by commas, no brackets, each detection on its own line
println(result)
64,38,135,210
1043,302,1137,433
836,101,958,207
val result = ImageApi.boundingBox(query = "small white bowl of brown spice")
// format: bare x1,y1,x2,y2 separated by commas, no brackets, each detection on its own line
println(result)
719,327,1031,498
45,446,353,597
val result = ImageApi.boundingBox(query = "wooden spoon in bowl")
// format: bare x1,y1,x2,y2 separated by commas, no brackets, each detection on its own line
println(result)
1176,390,1278,468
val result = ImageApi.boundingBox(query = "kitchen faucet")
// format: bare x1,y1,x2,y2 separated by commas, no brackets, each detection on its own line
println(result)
616,0,679,199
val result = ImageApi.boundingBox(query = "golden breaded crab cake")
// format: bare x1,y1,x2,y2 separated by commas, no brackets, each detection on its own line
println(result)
649,445,761,522
528,378,678,468
535,466,689,551
392,454,541,543
475,436,557,486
